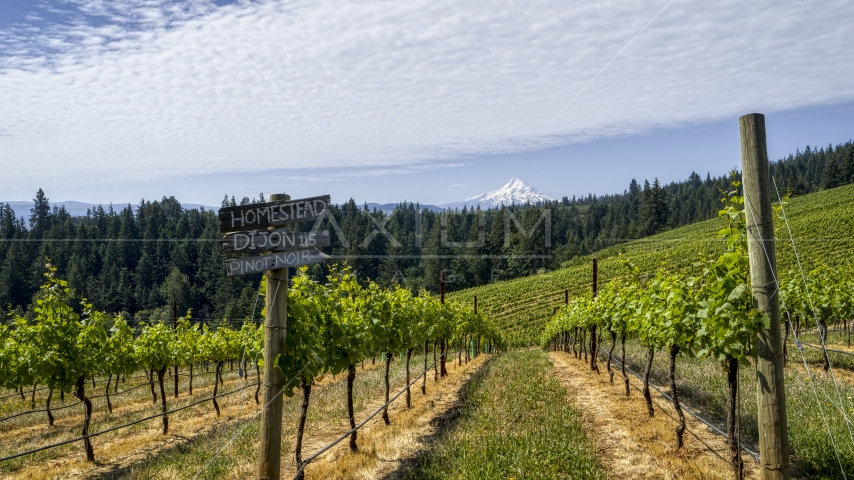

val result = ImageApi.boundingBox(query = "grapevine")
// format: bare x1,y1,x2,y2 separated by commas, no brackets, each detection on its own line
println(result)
1,261,499,464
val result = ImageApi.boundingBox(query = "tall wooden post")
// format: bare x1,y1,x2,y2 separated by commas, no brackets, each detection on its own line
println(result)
590,258,598,372
258,193,291,480
564,288,570,352
173,301,179,398
472,296,478,358
592,260,597,295
739,114,789,480
439,271,447,377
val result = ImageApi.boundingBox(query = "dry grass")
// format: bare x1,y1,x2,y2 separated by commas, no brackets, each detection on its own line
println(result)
0,357,405,480
0,366,255,479
549,352,759,480
62,350,466,479
614,336,854,478
302,354,488,479
5,377,257,480
2,374,237,442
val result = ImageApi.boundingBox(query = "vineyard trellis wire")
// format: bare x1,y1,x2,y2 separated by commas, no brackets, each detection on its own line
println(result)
596,348,760,462
540,173,854,479
1,261,501,469
188,346,468,480
290,347,464,479
0,367,235,425
190,364,310,480
770,177,851,479
0,381,259,462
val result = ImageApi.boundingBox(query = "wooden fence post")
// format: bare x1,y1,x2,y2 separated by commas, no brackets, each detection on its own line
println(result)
740,114,790,480
258,193,290,480
473,296,477,358
590,258,598,372
173,301,179,398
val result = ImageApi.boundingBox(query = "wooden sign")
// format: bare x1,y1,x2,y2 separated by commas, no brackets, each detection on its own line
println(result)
225,248,329,277
222,229,330,254
218,195,331,234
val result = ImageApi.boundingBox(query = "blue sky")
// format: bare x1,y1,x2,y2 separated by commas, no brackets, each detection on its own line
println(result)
2,0,853,208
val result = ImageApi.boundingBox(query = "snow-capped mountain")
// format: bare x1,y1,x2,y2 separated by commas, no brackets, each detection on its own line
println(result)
441,178,553,210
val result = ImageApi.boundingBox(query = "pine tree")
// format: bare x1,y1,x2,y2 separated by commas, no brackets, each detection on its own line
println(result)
29,189,51,236
843,146,854,183
823,157,842,189
640,179,668,235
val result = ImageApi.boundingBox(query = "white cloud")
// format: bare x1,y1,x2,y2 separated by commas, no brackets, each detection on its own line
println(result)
1,0,853,190
273,162,465,183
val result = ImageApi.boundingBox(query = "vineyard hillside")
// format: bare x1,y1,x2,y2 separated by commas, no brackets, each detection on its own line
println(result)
448,182,854,343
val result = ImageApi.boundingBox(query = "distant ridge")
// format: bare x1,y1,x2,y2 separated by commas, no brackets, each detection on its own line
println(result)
1,200,218,219
440,178,553,210
1,179,550,219
364,202,442,214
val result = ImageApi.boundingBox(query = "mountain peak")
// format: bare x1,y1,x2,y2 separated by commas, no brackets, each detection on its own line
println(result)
442,178,552,210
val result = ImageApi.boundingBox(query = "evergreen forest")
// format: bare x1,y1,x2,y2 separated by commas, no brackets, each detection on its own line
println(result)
1,141,852,325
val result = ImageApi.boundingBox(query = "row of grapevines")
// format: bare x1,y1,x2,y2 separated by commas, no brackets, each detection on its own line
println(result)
0,263,501,464
0,263,264,460
452,182,854,346
540,176,767,478
267,266,503,467
780,264,854,372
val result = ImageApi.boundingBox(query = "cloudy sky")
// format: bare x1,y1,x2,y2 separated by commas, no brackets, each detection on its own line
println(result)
2,0,853,207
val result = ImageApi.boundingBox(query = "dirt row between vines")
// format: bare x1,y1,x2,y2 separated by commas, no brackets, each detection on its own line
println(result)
2,371,242,443
292,354,488,480
3,361,390,480
549,352,760,480
3,353,487,480
6,378,259,480
7,349,776,479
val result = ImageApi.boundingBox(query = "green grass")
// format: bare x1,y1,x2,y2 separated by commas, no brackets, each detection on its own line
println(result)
399,349,607,480
448,183,854,344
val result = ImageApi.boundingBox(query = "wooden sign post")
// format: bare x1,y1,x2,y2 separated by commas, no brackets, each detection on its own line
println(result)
223,229,330,255
226,248,330,277
258,193,289,480
218,193,330,480
219,195,330,233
